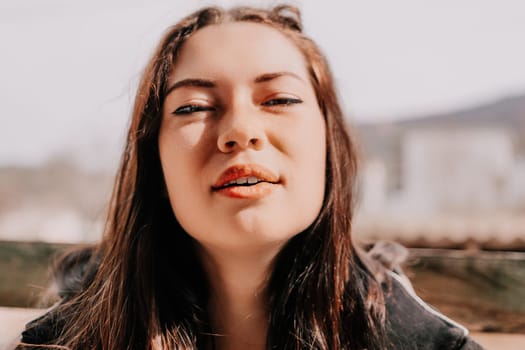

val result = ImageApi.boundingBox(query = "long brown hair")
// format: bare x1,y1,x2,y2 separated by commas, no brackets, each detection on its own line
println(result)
21,5,386,349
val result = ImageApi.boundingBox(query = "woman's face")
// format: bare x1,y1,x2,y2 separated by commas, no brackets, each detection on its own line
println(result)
158,22,326,252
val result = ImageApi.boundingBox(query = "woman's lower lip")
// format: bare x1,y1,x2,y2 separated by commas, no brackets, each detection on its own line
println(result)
214,182,277,199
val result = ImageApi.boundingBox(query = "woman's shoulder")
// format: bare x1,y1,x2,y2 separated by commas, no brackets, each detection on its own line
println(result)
367,241,483,350
383,270,483,349
17,306,65,348
17,246,99,348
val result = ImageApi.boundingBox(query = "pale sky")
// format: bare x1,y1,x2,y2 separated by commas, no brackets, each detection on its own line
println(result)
2,0,525,170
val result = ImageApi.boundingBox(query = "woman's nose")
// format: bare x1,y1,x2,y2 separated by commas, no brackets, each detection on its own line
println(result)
217,105,267,153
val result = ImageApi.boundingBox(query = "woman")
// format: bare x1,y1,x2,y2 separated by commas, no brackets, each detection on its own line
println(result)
18,5,483,350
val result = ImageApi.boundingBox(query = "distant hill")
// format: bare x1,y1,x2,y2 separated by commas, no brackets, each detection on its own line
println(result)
397,94,525,129
359,94,525,128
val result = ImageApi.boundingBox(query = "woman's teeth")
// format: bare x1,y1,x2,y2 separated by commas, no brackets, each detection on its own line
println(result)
224,176,260,186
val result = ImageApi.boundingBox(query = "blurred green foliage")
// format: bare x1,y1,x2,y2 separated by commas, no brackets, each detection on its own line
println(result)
0,241,66,307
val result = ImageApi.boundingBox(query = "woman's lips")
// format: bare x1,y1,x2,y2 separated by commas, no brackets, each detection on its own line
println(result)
212,164,280,199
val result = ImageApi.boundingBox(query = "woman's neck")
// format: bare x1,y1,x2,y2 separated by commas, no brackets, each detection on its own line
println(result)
198,242,282,350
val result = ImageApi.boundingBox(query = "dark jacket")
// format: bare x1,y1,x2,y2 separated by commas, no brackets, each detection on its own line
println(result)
383,271,483,349
18,245,484,349
19,273,484,349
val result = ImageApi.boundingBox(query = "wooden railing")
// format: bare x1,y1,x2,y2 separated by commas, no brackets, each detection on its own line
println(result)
1,241,524,333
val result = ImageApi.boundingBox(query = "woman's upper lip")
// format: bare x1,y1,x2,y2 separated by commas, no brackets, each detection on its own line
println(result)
212,164,280,189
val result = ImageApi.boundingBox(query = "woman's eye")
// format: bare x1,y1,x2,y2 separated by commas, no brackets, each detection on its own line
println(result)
172,105,215,115
262,97,303,107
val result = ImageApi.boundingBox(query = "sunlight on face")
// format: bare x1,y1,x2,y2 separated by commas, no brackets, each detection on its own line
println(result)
158,22,326,252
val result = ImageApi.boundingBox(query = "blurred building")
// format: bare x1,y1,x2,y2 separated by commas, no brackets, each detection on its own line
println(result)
356,95,525,248
401,128,514,214
359,128,523,214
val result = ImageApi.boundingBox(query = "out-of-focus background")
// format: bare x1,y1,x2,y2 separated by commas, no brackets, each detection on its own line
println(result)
1,0,524,348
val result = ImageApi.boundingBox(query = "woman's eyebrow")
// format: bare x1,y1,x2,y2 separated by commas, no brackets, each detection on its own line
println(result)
164,73,303,97
165,78,216,97
254,71,305,84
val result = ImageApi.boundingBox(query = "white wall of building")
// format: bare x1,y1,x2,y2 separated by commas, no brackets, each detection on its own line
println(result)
400,128,515,213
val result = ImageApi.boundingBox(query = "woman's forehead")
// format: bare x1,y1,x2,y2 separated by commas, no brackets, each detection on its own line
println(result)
168,21,309,84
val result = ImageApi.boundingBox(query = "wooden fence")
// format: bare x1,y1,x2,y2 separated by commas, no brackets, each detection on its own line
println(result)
1,241,524,333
